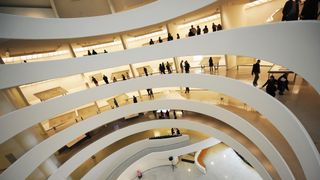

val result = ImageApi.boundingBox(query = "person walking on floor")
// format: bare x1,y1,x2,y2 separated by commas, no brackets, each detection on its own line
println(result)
133,96,138,103
166,61,172,73
261,75,277,97
251,59,261,87
184,61,190,73
103,75,109,84
143,67,148,76
113,98,119,107
92,77,98,86
209,57,214,74
278,73,289,95
180,60,184,73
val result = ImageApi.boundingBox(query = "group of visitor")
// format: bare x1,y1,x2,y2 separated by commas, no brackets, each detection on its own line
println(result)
282,0,319,21
87,49,108,56
188,22,222,37
252,60,289,97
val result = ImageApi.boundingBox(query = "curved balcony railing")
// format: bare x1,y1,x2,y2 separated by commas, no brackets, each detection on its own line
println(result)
0,0,215,39
0,22,319,92
82,137,220,180
47,119,275,180
0,73,316,179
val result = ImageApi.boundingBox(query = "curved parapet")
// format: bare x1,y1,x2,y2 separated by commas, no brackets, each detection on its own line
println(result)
1,100,285,180
0,0,215,39
195,148,208,174
83,137,220,180
0,74,316,179
0,22,319,92
48,119,272,180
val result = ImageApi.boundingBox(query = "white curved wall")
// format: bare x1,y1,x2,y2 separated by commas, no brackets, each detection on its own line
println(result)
195,149,207,174
0,0,215,39
83,137,220,180
0,22,319,93
117,138,220,180
49,120,272,180
0,100,285,180
0,74,316,179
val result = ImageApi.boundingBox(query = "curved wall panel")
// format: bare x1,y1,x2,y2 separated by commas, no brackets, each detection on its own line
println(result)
0,0,215,39
83,137,220,180
0,22,319,92
48,103,290,179
0,74,316,179
1,100,284,180
48,120,272,180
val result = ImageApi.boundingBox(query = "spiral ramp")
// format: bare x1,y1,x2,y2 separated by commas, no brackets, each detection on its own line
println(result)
0,1,319,180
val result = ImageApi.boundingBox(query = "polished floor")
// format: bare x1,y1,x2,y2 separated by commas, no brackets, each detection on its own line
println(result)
138,143,262,180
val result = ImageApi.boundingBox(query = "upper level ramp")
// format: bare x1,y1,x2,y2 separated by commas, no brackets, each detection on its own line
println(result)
0,0,215,39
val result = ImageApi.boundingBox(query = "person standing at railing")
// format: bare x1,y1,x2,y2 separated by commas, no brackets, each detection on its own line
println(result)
133,96,138,103
282,0,299,21
184,61,190,73
143,67,148,76
92,77,98,86
300,0,319,20
251,60,260,87
203,25,209,34
166,61,172,73
212,22,217,32
103,75,109,84
149,39,154,45
113,98,119,108
176,33,180,39
209,57,214,74
167,33,174,41
196,25,201,35
180,60,184,73
158,37,163,43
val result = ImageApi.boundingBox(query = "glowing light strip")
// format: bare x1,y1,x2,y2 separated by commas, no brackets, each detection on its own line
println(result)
127,29,168,42
2,50,69,63
245,0,273,9
177,14,221,29
74,41,122,52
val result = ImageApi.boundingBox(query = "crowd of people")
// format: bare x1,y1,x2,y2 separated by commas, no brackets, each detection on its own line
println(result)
149,22,223,45
282,0,319,21
87,49,108,56
188,23,222,37
252,59,290,97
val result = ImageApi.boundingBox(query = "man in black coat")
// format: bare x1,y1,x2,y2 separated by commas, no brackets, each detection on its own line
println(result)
251,60,260,87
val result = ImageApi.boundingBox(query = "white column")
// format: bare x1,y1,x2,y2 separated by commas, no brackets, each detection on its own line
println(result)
0,89,59,178
220,3,246,70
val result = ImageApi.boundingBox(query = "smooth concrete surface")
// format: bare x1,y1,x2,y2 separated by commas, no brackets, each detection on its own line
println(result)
0,22,319,93
139,143,262,180
47,119,273,180
0,0,215,39
81,137,221,180
0,74,317,180
2,100,284,180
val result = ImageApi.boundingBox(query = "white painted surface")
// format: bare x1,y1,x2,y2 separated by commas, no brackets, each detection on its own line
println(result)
1,99,291,180
48,120,271,180
0,22,319,93
0,74,317,179
117,138,221,180
195,150,207,174
81,135,191,180
0,0,215,39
